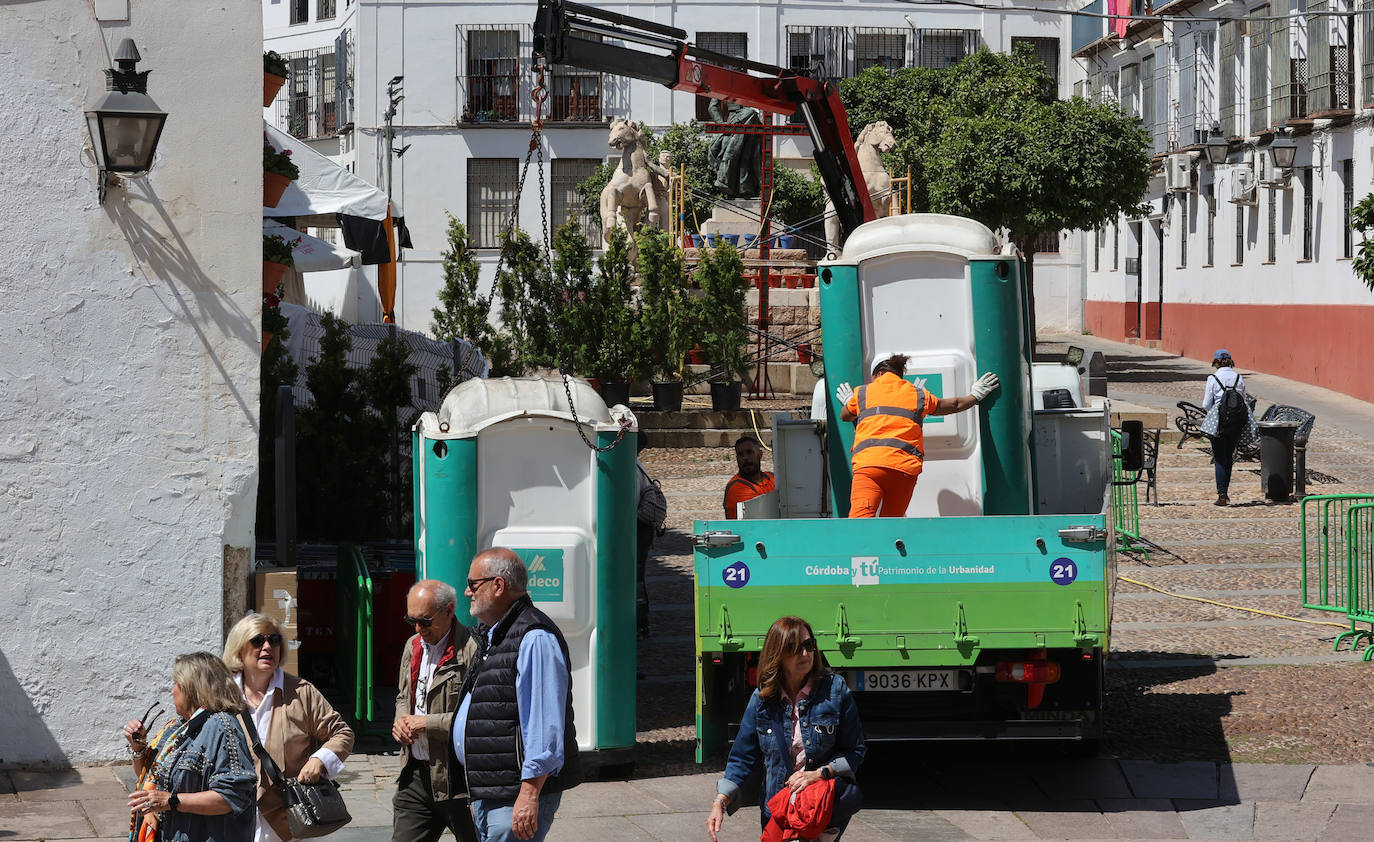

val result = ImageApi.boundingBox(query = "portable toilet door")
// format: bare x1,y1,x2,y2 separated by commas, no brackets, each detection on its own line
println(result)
413,376,638,766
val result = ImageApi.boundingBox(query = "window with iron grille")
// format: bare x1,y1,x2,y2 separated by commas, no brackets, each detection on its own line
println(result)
1308,0,1355,113
1010,37,1060,91
856,28,908,73
279,49,337,139
1103,69,1120,104
468,158,518,248
1113,222,1119,270
1362,0,1374,105
1150,44,1171,155
1302,167,1314,259
1343,157,1354,257
1220,19,1240,135
1250,8,1271,133
1206,184,1215,266
787,26,850,123
1178,27,1218,147
552,158,603,245
460,27,524,123
318,0,335,21
1094,228,1101,271
1141,54,1156,144
1236,202,1245,263
1122,63,1140,119
552,33,602,122
290,0,308,25
914,29,979,69
696,33,748,121
1269,0,1307,123
1181,192,1189,268
1267,188,1277,262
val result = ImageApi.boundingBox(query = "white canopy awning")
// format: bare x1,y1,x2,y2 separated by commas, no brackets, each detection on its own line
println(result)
264,122,389,220
264,220,358,272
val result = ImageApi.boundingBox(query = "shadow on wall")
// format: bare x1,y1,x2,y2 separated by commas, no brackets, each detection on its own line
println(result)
106,178,258,433
0,649,68,769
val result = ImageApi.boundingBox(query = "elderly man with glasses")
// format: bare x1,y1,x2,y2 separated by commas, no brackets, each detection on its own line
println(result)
392,579,480,842
450,547,580,842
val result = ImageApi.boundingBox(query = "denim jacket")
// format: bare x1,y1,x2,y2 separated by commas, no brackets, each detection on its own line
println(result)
717,671,865,821
153,711,258,842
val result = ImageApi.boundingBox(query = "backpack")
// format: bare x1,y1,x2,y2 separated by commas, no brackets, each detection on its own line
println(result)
637,463,668,530
1211,374,1247,433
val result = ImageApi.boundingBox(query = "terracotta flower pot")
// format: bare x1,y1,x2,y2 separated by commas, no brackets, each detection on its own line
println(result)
264,171,291,208
585,376,602,393
263,260,289,294
264,72,287,108
797,343,813,365
785,277,800,289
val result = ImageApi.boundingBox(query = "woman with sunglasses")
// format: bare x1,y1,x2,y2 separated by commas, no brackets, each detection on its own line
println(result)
223,612,354,841
706,616,866,842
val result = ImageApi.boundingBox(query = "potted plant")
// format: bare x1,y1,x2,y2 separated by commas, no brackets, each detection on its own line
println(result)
263,233,298,294
695,241,749,412
264,133,299,208
586,227,637,407
264,51,289,108
636,228,695,411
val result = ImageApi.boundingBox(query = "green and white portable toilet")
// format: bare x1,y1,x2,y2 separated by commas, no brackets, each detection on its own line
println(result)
413,375,638,768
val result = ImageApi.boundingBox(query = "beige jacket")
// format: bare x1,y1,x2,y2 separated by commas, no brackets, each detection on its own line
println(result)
251,673,355,841
394,626,478,801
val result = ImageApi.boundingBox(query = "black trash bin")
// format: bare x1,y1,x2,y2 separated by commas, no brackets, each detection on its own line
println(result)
1257,421,1299,501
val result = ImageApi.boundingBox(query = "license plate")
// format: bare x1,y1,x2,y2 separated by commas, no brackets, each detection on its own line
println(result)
845,669,959,692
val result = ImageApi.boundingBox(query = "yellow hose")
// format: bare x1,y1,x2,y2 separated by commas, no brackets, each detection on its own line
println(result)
1117,575,1349,629
750,408,772,453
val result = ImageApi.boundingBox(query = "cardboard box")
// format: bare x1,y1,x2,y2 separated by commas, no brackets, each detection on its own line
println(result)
278,624,301,675
254,568,299,627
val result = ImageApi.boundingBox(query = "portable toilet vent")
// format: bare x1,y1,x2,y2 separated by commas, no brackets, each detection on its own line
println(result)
413,375,638,766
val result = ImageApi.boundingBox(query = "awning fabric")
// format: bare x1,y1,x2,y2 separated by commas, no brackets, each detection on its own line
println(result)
264,123,388,220
263,220,359,272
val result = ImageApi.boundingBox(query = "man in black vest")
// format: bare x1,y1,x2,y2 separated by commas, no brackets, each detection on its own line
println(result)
450,547,580,842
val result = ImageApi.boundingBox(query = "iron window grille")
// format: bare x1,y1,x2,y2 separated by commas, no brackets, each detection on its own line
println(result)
1142,54,1158,151
1122,62,1141,119
1270,0,1308,124
1302,167,1314,260
1250,8,1272,134
334,29,354,131
468,158,519,249
1236,201,1245,264
695,32,749,121
1267,189,1277,262
552,158,603,245
1094,227,1101,271
290,0,308,25
1177,26,1218,147
1362,0,1374,106
318,0,335,21
458,25,529,124
1343,158,1354,258
787,26,850,123
855,28,908,73
1220,19,1241,136
1206,184,1216,266
1149,43,1173,154
1181,192,1189,268
1308,0,1355,113
277,48,338,139
1010,36,1060,92
552,32,603,122
914,28,979,69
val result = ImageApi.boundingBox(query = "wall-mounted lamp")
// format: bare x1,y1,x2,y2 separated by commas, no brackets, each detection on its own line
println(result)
84,38,167,202
1268,120,1297,171
1204,122,1231,166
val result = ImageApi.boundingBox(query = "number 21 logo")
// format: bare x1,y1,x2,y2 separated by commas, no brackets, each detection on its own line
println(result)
1050,557,1077,586
723,561,751,589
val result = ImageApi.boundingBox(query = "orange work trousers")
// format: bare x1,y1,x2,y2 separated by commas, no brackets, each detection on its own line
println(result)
849,465,918,518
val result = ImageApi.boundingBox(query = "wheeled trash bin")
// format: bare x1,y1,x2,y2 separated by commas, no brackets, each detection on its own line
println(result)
1257,421,1299,502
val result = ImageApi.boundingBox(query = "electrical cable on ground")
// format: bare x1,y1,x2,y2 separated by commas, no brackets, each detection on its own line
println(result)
1117,574,1350,629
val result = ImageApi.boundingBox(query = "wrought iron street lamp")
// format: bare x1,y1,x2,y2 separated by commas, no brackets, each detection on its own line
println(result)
1205,122,1231,167
1268,121,1297,171
85,39,167,201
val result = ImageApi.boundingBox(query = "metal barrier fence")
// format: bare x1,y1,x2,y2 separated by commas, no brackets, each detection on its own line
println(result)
336,544,387,733
1343,503,1374,660
1112,430,1145,556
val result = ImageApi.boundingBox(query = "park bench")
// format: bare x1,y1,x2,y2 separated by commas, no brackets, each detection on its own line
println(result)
1174,394,1259,450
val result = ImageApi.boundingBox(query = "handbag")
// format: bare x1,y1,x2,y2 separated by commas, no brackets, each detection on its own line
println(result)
239,712,352,838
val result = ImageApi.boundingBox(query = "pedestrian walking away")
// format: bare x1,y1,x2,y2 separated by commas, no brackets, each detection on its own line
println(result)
724,435,775,519
392,579,480,842
635,436,667,639
225,612,354,842
1199,348,1256,506
451,547,580,842
836,354,998,518
706,616,866,842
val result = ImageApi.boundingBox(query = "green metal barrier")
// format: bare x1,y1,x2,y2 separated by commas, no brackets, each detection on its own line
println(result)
336,544,388,734
1300,494,1374,615
1342,503,1374,659
1111,430,1145,557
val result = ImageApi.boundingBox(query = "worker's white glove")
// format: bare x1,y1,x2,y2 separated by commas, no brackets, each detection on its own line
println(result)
970,372,1000,403
835,382,854,406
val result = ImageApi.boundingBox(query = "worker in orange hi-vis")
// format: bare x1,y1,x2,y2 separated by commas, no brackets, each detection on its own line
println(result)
722,436,776,519
837,354,1000,518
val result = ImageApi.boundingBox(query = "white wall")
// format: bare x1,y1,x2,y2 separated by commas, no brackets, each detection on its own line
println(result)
0,0,261,765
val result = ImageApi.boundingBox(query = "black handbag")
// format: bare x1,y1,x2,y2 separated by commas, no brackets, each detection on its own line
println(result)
240,712,352,838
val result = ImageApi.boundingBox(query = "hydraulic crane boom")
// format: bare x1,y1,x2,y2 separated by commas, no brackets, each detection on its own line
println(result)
532,0,877,243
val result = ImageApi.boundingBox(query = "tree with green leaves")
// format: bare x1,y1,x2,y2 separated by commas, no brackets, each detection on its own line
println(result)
257,305,299,537
551,219,599,376
587,226,639,382
636,228,697,383
1351,194,1374,291
363,328,418,538
839,45,1150,326
695,243,749,384
493,228,555,373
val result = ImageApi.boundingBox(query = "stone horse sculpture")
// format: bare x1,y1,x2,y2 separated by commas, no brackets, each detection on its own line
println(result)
600,118,669,254
824,120,898,251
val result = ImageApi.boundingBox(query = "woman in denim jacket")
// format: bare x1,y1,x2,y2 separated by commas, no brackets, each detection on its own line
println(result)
124,652,258,842
706,616,865,842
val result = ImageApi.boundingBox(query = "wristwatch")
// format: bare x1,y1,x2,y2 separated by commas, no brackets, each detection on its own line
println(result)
168,792,180,813
819,765,833,781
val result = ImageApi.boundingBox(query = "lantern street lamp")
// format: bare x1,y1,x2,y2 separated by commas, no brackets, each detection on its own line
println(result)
1205,122,1231,167
85,38,167,201
1268,121,1297,171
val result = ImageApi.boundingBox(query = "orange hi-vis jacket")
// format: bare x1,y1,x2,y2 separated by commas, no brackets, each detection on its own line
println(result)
844,371,940,477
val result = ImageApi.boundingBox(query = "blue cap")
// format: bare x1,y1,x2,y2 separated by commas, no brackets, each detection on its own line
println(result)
1213,348,1230,360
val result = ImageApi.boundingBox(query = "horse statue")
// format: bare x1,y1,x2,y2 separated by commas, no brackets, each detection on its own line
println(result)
823,120,898,251
599,118,669,254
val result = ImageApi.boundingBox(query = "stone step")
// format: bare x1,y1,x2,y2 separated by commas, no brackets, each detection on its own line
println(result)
644,427,775,449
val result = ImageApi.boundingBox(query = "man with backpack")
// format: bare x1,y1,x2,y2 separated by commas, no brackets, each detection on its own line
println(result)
1203,349,1249,507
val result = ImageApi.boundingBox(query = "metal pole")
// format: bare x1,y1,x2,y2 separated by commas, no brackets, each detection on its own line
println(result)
274,385,297,568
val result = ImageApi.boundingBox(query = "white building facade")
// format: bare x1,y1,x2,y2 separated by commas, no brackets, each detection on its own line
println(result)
0,1,262,764
1076,0,1374,402
265,0,1087,333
